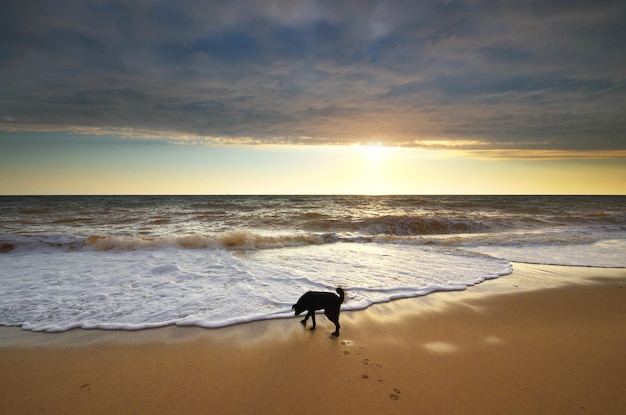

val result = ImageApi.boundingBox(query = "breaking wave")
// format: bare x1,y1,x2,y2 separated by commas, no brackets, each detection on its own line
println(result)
300,214,490,235
0,230,343,253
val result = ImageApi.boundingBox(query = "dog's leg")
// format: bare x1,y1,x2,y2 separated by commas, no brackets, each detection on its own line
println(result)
331,319,340,337
326,309,340,337
310,310,316,330
301,310,311,327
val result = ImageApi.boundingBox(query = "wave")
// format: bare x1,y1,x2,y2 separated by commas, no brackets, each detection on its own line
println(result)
3,216,625,255
0,230,344,253
303,214,489,235
359,215,488,235
0,234,87,252
88,230,343,251
373,231,605,250
2,229,614,257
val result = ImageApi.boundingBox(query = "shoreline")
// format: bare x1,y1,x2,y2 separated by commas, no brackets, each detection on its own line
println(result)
0,262,622,347
2,263,626,414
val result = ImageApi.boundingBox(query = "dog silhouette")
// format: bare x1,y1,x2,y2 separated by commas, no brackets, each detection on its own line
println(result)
292,287,344,337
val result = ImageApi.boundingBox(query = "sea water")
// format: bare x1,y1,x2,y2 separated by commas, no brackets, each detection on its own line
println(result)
1,195,624,332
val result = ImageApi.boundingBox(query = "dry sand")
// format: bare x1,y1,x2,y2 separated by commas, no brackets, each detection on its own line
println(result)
1,263,626,415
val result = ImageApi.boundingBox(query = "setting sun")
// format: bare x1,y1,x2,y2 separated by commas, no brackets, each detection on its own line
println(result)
355,143,389,161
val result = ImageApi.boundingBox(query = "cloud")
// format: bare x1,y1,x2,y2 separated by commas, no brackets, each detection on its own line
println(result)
1,0,625,155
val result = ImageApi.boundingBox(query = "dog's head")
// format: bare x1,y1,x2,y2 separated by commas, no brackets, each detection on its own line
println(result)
292,303,305,315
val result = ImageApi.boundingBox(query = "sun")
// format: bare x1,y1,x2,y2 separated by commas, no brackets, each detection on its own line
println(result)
348,143,398,194
354,143,389,163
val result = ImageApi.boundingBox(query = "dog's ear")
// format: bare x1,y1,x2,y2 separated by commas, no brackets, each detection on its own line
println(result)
292,304,295,310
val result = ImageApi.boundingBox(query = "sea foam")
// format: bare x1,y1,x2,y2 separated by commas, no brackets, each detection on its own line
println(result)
0,242,510,332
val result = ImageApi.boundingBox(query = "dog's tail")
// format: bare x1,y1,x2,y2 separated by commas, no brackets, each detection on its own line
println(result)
336,287,345,304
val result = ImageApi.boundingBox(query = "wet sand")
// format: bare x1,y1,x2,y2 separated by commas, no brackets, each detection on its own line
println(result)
1,263,626,414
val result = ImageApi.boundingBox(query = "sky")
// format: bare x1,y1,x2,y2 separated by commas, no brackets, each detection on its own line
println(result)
1,0,625,195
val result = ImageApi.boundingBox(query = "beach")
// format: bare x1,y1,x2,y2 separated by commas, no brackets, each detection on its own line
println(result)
2,263,626,415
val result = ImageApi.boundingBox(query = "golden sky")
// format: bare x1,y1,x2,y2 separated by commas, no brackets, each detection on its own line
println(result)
2,133,624,194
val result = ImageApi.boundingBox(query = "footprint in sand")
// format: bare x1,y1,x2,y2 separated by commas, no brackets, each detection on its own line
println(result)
341,342,385,384
341,340,353,356
390,388,401,400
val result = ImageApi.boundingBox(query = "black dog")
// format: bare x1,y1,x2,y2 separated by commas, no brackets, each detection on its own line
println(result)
292,287,344,337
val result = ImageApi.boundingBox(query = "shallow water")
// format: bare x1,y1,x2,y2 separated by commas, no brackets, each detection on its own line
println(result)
1,195,624,331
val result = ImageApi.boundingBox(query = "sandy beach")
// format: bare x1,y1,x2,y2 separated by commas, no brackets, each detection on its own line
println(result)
2,263,626,415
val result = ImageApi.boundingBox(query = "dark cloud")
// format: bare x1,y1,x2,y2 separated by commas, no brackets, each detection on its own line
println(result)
1,0,625,153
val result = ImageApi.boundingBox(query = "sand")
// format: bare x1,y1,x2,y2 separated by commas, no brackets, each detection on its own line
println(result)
1,263,626,415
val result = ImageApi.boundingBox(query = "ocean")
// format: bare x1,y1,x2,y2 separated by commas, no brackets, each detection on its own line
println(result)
1,195,625,332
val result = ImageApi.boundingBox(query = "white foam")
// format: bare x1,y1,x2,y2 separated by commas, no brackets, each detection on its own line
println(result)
468,239,626,268
0,243,511,332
